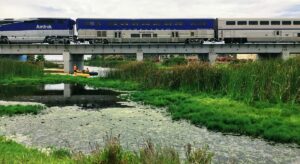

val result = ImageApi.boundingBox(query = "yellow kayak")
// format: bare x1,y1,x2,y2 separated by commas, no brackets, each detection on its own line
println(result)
74,72,90,78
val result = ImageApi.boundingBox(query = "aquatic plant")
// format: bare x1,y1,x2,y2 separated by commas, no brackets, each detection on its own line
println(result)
0,59,43,79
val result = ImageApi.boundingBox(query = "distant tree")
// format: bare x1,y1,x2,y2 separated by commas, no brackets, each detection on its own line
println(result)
36,55,45,62
27,55,35,63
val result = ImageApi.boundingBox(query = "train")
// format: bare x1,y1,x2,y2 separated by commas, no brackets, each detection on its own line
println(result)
0,18,300,44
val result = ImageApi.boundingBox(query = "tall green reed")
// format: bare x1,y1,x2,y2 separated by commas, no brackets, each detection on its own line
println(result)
109,57,300,104
0,59,43,79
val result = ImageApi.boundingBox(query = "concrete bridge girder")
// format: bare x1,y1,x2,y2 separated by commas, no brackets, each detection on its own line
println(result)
0,44,299,73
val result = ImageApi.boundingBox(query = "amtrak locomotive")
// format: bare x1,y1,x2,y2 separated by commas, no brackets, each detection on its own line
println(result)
0,18,300,44
0,18,75,44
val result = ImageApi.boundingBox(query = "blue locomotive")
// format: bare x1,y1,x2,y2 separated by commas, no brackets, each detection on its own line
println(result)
0,18,75,44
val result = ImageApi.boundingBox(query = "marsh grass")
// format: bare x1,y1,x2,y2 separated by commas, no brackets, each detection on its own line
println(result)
110,57,300,104
130,89,300,144
0,59,43,79
0,135,214,164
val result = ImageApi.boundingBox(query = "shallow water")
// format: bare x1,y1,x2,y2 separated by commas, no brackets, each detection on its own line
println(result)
0,83,127,109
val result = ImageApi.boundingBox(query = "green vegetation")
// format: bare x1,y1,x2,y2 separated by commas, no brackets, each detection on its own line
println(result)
44,61,60,68
107,57,300,144
0,105,45,116
0,135,213,164
129,89,300,144
0,74,139,91
0,59,43,79
0,136,74,163
162,56,187,66
85,55,132,68
110,57,300,104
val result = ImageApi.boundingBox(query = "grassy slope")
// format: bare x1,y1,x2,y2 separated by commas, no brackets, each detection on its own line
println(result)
0,137,73,164
130,89,300,144
0,105,44,116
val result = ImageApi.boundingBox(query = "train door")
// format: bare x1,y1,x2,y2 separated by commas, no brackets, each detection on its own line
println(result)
171,31,179,42
114,31,122,43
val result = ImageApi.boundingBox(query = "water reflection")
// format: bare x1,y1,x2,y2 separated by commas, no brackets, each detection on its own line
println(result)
0,84,127,109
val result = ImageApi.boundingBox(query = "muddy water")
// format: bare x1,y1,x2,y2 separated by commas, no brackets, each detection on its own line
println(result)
0,84,299,163
0,84,127,109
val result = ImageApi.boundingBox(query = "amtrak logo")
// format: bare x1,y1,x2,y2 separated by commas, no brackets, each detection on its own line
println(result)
36,25,52,29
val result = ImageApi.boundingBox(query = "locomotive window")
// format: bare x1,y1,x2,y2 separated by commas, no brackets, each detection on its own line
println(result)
131,34,140,38
294,21,300,25
298,33,300,37
142,34,151,38
191,32,195,36
153,34,158,37
260,21,269,25
226,21,235,25
271,21,280,25
38,20,54,24
249,21,258,25
282,21,291,25
237,21,247,25
24,21,33,24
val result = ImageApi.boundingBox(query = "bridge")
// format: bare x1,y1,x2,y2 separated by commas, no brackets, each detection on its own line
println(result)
0,43,299,73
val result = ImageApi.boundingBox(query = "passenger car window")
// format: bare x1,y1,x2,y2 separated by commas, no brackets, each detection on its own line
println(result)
249,21,258,25
226,21,235,25
282,21,291,25
237,21,247,25
294,21,300,25
260,21,269,25
271,21,280,25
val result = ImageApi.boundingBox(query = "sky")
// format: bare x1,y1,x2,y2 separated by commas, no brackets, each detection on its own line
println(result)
0,0,300,19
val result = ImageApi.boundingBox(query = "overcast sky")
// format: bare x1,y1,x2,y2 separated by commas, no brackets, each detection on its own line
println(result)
1,0,300,19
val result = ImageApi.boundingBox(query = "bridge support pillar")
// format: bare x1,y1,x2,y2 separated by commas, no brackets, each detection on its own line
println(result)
63,52,84,73
281,51,290,60
136,51,143,61
64,84,72,98
208,52,218,64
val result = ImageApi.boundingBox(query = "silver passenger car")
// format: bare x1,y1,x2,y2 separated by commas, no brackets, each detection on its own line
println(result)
218,18,300,43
